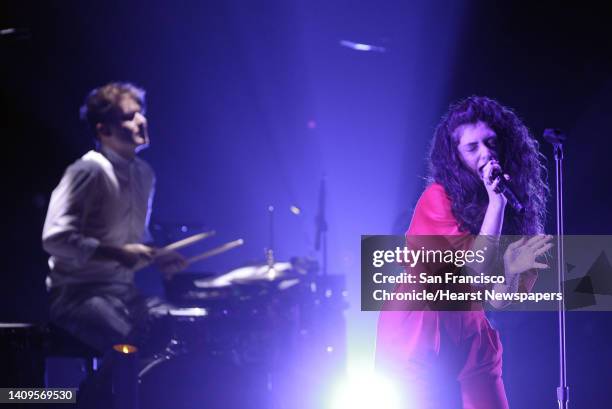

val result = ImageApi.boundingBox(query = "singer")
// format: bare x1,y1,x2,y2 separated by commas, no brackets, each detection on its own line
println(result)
376,96,552,408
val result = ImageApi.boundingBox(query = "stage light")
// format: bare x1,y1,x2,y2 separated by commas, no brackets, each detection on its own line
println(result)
113,344,137,354
328,369,402,409
338,40,386,53
111,344,139,409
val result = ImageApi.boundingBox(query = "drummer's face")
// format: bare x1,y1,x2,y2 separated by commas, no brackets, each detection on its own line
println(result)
98,96,149,159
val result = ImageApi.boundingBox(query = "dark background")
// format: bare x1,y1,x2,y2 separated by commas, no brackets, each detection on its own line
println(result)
1,1,611,407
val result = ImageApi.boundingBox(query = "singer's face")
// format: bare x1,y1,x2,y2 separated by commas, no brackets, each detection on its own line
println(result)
455,121,498,177
101,96,149,158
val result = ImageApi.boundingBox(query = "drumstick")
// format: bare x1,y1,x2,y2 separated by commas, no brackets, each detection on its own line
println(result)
132,231,216,272
186,239,244,265
161,230,216,252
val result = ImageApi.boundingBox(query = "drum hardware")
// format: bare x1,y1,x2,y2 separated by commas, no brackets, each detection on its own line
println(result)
167,307,208,317
315,176,329,276
141,268,347,409
138,339,183,379
145,205,345,409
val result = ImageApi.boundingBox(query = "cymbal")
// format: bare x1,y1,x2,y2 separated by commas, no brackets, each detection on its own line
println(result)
194,261,295,288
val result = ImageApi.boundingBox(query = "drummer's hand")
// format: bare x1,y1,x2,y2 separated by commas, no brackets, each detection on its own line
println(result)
154,250,188,278
115,243,156,268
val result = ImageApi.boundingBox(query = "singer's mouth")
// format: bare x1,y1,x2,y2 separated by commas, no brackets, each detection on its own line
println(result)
478,159,498,175
478,163,487,176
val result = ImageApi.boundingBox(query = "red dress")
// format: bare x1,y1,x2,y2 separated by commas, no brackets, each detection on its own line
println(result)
375,183,509,409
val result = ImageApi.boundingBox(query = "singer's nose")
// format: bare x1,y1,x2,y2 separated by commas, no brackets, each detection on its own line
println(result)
480,144,494,162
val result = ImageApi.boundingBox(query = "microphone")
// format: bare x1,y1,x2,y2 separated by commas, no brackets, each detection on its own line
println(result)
491,167,525,214
542,128,566,145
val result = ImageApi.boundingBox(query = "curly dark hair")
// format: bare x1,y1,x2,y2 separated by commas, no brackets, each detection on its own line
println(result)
428,96,548,235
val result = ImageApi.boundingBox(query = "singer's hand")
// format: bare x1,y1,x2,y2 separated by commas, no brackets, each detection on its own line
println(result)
481,159,510,207
504,235,553,276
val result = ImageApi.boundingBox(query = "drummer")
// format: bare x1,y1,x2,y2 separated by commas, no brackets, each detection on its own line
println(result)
42,82,187,405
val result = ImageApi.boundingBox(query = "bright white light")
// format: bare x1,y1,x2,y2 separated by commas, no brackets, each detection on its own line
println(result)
353,43,372,51
339,40,386,53
329,370,402,409
168,307,208,317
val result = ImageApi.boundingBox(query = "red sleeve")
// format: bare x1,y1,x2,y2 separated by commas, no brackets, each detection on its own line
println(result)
406,183,473,250
382,183,475,312
407,183,463,235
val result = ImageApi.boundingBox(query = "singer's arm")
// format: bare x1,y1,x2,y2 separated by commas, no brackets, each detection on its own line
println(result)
467,159,539,308
464,160,507,278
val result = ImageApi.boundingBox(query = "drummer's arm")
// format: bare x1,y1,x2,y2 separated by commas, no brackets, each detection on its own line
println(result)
42,164,102,266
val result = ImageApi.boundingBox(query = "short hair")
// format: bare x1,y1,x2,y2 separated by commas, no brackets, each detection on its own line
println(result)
80,82,146,135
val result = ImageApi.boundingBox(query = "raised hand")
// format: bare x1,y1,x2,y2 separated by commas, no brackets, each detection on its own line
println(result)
481,159,510,206
503,235,553,276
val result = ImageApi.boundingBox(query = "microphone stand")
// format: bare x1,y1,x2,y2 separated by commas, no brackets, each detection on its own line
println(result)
315,176,328,276
543,128,569,409
266,205,275,269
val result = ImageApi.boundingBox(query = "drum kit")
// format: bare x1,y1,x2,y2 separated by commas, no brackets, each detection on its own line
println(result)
138,228,348,409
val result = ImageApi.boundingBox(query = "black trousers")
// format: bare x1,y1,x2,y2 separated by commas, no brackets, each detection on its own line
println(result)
49,282,169,354
49,282,173,408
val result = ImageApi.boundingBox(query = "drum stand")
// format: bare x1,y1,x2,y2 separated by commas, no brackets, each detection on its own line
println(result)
315,177,328,276
138,339,182,379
